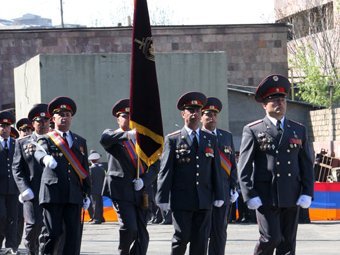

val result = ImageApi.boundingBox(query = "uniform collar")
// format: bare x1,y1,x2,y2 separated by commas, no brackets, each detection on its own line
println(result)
184,125,200,137
55,129,70,137
201,127,217,135
267,115,285,129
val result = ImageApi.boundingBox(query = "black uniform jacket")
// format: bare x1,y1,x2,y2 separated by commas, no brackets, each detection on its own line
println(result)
156,128,224,211
100,129,159,204
89,163,106,196
238,116,314,208
215,128,238,204
12,133,44,197
34,131,90,205
0,137,17,195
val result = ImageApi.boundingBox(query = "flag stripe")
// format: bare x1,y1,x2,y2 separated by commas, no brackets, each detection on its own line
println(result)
47,131,88,180
122,140,146,174
219,149,232,176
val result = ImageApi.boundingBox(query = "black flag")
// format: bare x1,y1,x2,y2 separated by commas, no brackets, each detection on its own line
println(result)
129,0,164,166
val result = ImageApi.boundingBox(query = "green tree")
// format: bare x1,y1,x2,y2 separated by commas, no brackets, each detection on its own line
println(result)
277,0,339,107
290,45,339,107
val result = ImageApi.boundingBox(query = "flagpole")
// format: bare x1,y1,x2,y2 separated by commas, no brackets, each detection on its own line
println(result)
137,156,140,179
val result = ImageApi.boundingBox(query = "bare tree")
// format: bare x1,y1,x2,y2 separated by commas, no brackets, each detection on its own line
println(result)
276,0,339,107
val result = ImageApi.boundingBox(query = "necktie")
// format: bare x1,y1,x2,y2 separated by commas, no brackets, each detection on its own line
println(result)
276,120,283,141
192,131,198,152
3,138,8,154
62,132,69,147
212,131,216,136
276,120,283,133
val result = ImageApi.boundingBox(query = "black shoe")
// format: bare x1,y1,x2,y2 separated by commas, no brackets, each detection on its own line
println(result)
88,218,94,223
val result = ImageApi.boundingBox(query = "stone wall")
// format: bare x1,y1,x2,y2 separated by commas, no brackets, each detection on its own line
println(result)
309,108,340,157
0,24,289,110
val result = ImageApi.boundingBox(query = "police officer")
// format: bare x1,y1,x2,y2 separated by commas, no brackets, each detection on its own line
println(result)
156,92,224,255
34,97,91,255
0,111,18,254
12,104,51,255
100,99,159,255
14,117,34,249
238,74,314,255
87,150,106,224
200,97,239,255
16,118,34,138
10,127,20,139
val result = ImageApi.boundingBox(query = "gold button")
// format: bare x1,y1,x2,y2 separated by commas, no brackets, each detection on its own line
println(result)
277,173,280,177
196,173,199,176
287,149,290,153
276,162,280,165
288,161,291,164
276,150,279,154
196,181,199,185
196,164,199,168
196,156,199,159
288,173,291,177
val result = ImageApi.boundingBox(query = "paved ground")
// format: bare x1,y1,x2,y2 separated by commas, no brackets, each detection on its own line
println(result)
16,221,340,254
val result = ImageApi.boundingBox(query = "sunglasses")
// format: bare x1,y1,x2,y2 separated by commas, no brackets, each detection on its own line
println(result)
20,128,33,132
0,123,11,128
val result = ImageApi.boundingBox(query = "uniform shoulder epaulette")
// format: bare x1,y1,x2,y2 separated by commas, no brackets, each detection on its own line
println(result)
247,119,263,127
289,119,304,126
17,134,31,141
217,128,232,135
167,130,180,137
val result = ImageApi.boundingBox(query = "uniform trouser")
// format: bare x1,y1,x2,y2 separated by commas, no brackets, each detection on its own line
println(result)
0,194,18,250
112,200,149,255
23,199,43,254
90,194,103,222
17,202,24,248
254,206,300,255
208,203,230,255
171,209,212,255
40,203,82,255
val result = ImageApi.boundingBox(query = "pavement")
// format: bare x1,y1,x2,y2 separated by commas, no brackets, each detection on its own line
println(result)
15,220,340,254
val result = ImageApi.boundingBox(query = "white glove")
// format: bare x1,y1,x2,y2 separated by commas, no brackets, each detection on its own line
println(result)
83,196,91,210
43,155,57,169
18,194,24,204
157,203,170,211
230,189,239,203
133,178,144,191
21,188,34,201
213,200,224,207
296,195,312,209
247,196,263,210
127,129,136,140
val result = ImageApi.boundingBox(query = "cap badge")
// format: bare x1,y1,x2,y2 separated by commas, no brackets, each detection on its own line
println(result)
3,119,8,123
192,100,198,105
209,106,215,109
125,107,130,112
40,112,46,117
60,105,67,109
273,75,279,81
276,88,280,92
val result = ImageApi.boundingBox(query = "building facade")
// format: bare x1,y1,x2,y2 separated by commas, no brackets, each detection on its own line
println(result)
0,24,289,110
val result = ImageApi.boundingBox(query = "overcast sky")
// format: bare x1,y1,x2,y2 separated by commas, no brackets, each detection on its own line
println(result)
0,0,275,27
